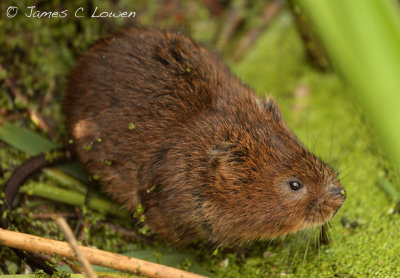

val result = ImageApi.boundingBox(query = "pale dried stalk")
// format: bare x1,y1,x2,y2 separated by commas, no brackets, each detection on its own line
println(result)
54,217,98,278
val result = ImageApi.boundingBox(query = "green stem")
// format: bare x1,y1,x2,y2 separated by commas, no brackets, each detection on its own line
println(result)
377,179,400,201
20,181,130,219
42,167,87,194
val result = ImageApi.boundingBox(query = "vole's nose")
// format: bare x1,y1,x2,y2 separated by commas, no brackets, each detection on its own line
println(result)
330,186,346,199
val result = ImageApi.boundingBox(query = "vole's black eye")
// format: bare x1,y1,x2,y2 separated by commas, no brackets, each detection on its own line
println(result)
289,181,302,191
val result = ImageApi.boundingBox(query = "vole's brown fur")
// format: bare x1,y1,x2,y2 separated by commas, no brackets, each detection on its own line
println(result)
64,27,345,246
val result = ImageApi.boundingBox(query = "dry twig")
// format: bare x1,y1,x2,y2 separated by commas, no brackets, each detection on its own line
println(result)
55,217,98,278
233,0,282,61
215,1,247,51
31,212,78,219
0,228,208,278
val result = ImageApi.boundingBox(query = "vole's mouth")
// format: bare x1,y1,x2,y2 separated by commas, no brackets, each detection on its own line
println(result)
302,200,345,230
302,214,331,229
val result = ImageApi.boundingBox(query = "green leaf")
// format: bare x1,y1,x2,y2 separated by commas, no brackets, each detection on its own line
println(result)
0,122,89,183
0,122,58,155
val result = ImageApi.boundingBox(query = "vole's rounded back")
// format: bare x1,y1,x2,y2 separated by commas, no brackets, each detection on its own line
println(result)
64,27,345,245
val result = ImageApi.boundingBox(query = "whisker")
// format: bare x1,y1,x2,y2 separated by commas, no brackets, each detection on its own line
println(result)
334,154,354,177
313,228,318,255
311,126,326,153
337,166,353,181
325,221,337,248
306,108,309,147
281,238,292,271
287,229,307,274
283,232,300,271
328,123,336,166
317,226,321,272
300,226,313,277
318,210,329,246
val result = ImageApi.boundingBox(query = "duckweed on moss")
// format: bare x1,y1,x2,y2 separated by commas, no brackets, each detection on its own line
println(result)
83,144,92,151
129,122,136,130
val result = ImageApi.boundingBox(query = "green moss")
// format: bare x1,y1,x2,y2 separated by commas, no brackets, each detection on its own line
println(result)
139,225,150,235
133,203,144,219
44,150,65,162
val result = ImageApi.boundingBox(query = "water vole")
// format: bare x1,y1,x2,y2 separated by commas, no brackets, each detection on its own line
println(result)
64,27,346,246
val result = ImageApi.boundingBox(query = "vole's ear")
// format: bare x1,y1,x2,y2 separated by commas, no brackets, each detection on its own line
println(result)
262,95,283,123
208,144,237,186
261,95,304,146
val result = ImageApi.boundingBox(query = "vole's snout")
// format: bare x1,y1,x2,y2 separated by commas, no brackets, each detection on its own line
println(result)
326,184,346,219
329,186,346,200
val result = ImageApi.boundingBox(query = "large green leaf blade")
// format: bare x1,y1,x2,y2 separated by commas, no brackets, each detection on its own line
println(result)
0,122,59,155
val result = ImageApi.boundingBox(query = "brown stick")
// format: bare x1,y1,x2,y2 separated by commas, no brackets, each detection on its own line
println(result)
215,0,247,51
1,64,57,137
0,228,208,278
55,217,98,278
233,0,282,61
31,212,78,219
